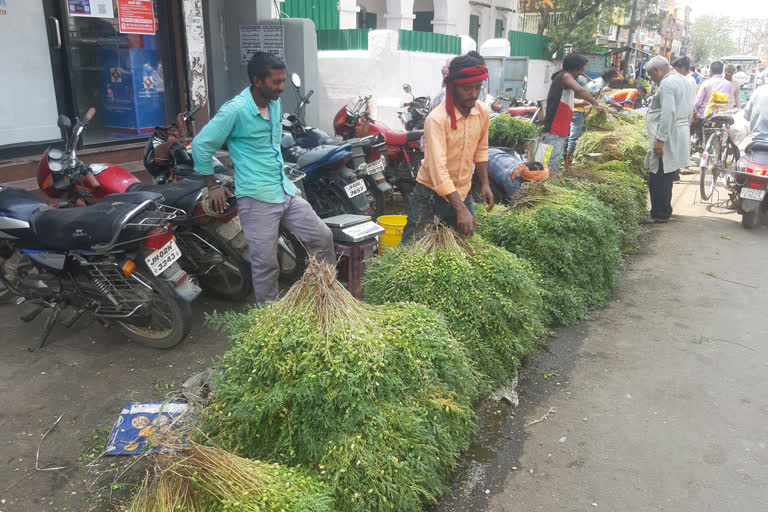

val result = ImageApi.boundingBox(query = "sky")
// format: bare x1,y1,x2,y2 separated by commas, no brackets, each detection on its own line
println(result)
687,0,768,19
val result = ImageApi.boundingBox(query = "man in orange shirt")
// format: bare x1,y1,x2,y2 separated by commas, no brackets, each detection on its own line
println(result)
401,53,494,242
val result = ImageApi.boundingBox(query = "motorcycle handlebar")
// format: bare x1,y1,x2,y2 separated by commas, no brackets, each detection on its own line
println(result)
304,90,314,102
185,104,202,120
85,107,96,122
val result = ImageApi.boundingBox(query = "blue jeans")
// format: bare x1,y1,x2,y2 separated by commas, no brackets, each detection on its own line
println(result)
540,132,567,175
400,183,475,244
564,111,585,156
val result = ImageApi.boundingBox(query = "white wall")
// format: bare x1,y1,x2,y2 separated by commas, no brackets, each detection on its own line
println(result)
316,30,448,135
527,59,559,101
0,1,60,146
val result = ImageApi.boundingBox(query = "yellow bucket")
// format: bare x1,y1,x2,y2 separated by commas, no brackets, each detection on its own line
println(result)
376,215,407,254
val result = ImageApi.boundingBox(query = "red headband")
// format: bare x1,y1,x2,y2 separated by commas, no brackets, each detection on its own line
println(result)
445,65,489,129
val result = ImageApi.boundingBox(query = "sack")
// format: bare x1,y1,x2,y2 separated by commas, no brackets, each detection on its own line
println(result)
728,110,749,145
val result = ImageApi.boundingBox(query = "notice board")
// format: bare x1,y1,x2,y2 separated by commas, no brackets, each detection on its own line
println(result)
240,25,285,65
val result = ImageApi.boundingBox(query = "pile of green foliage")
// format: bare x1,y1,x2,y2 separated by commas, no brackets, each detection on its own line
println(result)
203,261,479,511
554,163,648,252
363,224,549,390
477,184,621,326
574,121,649,179
488,114,540,150
130,441,333,512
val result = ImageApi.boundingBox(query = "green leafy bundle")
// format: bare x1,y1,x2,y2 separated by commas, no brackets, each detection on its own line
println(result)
477,184,621,326
362,225,549,390
130,441,333,512
574,122,649,179
555,163,648,252
488,114,540,150
203,261,478,511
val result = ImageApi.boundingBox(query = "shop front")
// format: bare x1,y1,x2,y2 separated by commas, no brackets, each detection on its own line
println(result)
1,0,184,160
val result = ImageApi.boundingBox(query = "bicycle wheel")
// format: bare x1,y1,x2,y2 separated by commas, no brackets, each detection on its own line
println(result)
700,132,721,200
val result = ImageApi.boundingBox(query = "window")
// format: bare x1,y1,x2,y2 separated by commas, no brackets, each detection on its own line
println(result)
469,14,480,42
495,18,505,39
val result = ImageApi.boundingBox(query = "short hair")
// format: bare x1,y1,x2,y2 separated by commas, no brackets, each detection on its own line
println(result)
247,51,286,83
710,61,724,74
601,67,619,81
724,64,736,74
672,56,690,72
563,53,588,72
646,56,670,73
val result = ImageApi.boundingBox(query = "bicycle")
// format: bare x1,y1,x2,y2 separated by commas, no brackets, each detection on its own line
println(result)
699,112,740,201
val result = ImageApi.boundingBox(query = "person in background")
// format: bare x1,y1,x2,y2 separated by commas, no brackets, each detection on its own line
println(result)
587,67,620,96
401,52,494,242
430,56,455,112
724,64,742,108
541,53,605,176
692,61,733,143
192,52,335,304
672,56,697,99
562,74,591,168
745,83,768,141
607,85,647,109
643,56,694,223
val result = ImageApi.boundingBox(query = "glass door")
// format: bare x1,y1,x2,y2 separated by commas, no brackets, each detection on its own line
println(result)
50,0,179,146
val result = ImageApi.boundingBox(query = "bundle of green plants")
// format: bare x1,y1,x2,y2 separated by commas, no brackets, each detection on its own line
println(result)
554,165,647,252
489,114,540,150
203,260,478,511
130,440,332,512
362,224,549,390
574,123,648,178
477,183,621,326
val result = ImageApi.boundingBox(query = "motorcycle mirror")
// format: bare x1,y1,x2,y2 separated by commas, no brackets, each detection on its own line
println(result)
291,73,302,88
57,115,72,132
403,84,412,94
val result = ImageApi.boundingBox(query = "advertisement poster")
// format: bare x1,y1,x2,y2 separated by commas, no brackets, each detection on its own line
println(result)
101,45,165,136
240,25,285,65
117,0,155,35
67,0,115,18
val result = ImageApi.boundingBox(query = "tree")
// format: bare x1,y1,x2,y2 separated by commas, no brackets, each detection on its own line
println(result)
688,16,737,63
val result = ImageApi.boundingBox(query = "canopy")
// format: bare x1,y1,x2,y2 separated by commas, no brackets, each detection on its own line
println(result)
720,55,761,62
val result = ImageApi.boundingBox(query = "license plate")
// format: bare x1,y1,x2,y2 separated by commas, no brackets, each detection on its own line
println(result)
145,239,182,276
739,188,766,201
366,157,386,175
344,179,367,198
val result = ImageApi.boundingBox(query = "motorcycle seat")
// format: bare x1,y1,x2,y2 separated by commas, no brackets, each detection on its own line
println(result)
746,139,768,153
706,114,735,127
30,197,161,251
296,145,349,169
127,180,203,214
387,130,424,146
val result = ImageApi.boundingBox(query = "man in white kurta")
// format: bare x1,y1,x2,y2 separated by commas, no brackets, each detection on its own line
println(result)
644,56,694,223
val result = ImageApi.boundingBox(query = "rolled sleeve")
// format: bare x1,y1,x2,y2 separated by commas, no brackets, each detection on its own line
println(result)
424,117,457,197
192,104,238,175
473,111,489,163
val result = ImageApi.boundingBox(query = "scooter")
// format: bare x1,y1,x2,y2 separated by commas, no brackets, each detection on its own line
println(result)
0,185,200,350
334,95,424,203
38,108,253,299
733,139,768,229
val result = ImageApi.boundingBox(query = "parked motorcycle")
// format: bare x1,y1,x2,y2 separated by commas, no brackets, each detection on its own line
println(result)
0,185,200,349
398,84,430,131
334,95,424,204
37,108,252,299
733,139,768,228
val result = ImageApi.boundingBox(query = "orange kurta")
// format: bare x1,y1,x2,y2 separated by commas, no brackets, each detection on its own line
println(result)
416,100,489,199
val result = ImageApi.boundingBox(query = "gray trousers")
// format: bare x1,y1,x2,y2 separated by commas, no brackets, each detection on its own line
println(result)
238,195,335,304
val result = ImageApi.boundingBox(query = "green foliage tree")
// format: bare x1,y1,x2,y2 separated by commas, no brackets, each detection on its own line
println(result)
689,16,738,63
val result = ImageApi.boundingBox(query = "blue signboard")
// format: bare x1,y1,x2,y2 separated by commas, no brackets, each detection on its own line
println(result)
101,40,165,137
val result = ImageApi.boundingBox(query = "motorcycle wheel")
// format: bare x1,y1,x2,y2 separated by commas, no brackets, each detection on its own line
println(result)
115,268,192,349
742,209,759,229
179,228,252,301
278,231,308,283
373,188,387,218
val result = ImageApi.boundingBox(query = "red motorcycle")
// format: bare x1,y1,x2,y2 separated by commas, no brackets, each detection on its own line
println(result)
334,96,424,203
37,108,253,300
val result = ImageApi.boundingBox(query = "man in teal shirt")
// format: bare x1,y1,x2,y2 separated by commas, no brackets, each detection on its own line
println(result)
192,51,334,303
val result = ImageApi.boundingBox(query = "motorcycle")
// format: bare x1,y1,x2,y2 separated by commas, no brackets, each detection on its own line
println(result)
287,74,386,216
38,108,253,299
0,185,200,349
334,95,424,204
398,84,430,131
733,139,768,229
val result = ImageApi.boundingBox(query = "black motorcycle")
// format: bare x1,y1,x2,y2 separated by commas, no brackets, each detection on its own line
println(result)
733,139,768,228
0,188,200,349
398,83,430,131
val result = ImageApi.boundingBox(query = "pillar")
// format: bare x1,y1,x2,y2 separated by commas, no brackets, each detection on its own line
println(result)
338,0,359,29
384,0,414,31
